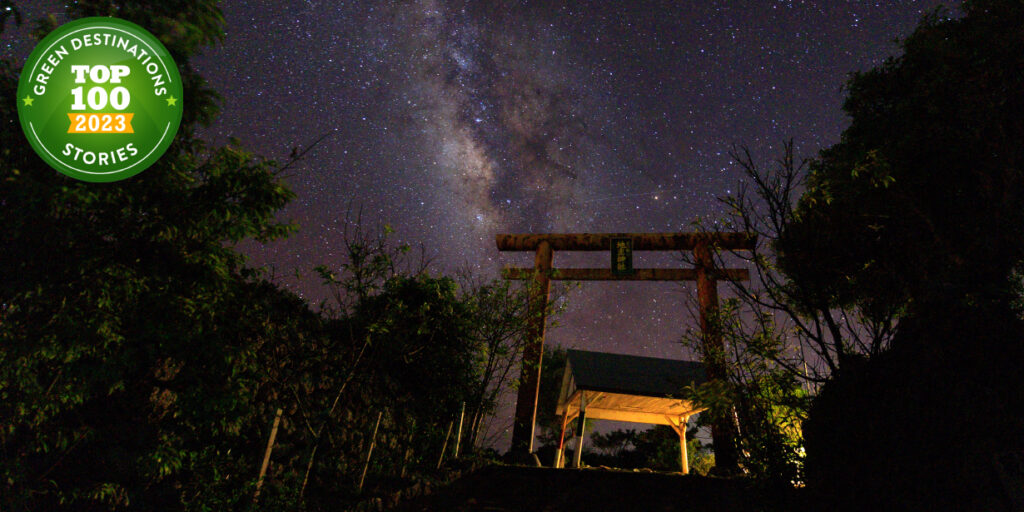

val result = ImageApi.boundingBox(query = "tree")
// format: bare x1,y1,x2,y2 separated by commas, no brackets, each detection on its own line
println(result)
780,1,1024,317
0,1,303,509
456,276,532,451
675,141,891,484
267,217,504,509
713,141,898,382
689,4,1024,503
767,2,1024,509
678,141,863,485
680,295,809,484
455,272,572,453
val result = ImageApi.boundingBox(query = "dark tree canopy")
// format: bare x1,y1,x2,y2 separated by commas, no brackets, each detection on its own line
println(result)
0,2,547,510
0,1,304,508
786,2,1024,509
779,0,1024,318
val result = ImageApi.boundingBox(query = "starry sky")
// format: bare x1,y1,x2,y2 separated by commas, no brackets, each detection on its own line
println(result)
188,0,945,360
6,0,944,411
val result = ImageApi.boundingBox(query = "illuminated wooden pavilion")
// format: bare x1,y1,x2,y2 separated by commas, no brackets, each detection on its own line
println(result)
554,349,707,474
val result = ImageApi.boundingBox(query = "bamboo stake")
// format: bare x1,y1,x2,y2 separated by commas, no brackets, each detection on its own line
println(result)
454,402,465,458
357,411,384,493
469,409,482,450
253,408,283,504
299,335,371,500
436,420,454,469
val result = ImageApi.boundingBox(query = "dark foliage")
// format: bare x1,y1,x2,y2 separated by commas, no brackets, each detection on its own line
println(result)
786,2,1024,509
804,300,1024,510
1,3,532,510
1,1,299,508
780,1,1024,315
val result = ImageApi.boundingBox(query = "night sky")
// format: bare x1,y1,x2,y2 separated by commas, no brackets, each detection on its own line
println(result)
5,0,945,434
190,0,944,358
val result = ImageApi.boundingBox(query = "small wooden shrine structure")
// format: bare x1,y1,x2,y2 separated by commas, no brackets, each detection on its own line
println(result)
554,349,707,473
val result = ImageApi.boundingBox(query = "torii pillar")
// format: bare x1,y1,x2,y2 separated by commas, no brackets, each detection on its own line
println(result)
513,239,553,456
497,232,755,474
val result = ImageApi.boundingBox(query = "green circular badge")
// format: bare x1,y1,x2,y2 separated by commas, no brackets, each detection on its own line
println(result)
16,17,183,182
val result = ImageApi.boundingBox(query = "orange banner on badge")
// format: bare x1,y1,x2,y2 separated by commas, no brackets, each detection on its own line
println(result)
67,113,135,134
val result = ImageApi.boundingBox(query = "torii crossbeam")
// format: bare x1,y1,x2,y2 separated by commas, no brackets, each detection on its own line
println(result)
497,232,756,472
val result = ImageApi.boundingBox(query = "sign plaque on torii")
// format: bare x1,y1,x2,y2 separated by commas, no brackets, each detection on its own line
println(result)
497,232,756,472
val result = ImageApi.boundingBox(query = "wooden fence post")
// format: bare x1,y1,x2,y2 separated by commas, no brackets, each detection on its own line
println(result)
437,420,454,469
454,402,465,458
253,408,283,504
357,411,384,493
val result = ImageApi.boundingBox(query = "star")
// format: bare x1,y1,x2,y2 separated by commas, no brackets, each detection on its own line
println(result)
166,96,178,106
21,95,33,106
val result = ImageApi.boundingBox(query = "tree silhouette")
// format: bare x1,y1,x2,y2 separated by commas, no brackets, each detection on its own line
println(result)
774,2,1024,509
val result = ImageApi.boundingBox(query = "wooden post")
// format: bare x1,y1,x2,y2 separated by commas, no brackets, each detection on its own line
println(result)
358,411,384,493
680,432,689,475
510,240,553,455
695,241,740,474
573,391,587,469
454,402,465,458
253,407,283,503
556,407,570,468
666,415,689,475
469,407,483,450
679,416,690,475
436,420,454,469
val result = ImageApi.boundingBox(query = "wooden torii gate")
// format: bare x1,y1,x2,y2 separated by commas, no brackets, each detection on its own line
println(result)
497,232,756,472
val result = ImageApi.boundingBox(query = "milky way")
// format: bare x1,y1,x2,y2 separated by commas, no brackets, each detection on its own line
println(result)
2,0,948,439
392,1,605,233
